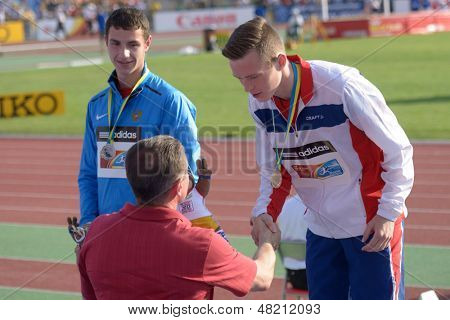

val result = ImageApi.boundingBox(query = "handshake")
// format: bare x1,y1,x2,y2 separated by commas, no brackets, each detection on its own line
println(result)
251,213,281,250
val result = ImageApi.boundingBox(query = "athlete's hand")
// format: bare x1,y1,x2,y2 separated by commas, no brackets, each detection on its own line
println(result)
251,213,280,250
362,215,395,252
67,217,91,247
195,158,212,198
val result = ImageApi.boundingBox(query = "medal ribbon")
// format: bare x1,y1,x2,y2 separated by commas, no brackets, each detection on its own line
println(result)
274,62,302,171
106,68,149,144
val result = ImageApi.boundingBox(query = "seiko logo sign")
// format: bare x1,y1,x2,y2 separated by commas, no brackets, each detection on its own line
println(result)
0,91,65,119
278,141,336,160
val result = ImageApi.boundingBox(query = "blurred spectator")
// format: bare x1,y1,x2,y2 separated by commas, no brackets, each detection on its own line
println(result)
411,0,431,10
96,5,106,51
0,5,6,25
82,2,96,35
285,6,304,49
54,4,66,39
364,0,382,14
22,7,36,40
255,0,268,17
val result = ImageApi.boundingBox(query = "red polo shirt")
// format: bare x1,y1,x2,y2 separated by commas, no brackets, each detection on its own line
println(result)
77,203,257,299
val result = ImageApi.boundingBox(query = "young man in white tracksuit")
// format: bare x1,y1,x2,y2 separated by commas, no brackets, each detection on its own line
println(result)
222,17,414,299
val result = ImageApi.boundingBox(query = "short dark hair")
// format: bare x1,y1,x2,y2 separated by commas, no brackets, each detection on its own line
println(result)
125,136,187,205
105,7,150,40
222,17,284,63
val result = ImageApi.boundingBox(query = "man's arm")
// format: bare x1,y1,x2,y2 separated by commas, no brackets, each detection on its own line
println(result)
250,106,291,247
203,229,276,296
78,103,99,226
77,247,97,300
343,74,414,251
251,226,277,291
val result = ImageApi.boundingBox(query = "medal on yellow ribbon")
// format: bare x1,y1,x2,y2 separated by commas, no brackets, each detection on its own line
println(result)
102,68,149,160
271,62,301,189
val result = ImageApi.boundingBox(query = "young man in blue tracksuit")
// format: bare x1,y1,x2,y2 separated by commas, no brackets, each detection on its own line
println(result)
75,8,225,241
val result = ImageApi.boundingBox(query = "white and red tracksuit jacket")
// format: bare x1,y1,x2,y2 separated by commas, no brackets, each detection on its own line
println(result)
250,56,414,239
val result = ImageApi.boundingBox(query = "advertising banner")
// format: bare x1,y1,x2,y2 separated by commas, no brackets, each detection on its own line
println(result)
0,91,65,119
272,2,364,23
36,17,85,41
153,7,254,32
0,21,25,44
369,11,450,37
322,18,369,39
369,16,406,37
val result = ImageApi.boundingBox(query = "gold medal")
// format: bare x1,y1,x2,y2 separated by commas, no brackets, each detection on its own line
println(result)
271,170,282,189
100,143,116,160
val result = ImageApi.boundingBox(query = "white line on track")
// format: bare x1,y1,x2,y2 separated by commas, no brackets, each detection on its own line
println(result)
414,169,450,174
1,190,449,201
0,192,78,200
0,256,74,265
413,180,450,186
0,203,449,215
409,193,450,199
0,179,76,187
0,222,66,229
408,208,450,214
407,225,450,231
0,39,101,52
0,205,78,214
0,285,81,296
0,169,77,176
2,159,80,166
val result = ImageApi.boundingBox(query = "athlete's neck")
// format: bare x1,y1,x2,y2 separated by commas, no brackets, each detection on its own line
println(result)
274,62,295,100
116,68,143,90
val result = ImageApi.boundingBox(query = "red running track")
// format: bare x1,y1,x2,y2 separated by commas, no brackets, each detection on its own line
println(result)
0,138,449,299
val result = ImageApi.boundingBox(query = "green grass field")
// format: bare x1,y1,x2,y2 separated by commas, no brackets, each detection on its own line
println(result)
0,32,449,138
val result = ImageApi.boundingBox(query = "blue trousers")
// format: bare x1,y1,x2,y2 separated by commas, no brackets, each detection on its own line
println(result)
305,223,404,300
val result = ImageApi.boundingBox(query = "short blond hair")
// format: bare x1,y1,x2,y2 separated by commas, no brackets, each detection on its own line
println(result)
222,17,284,63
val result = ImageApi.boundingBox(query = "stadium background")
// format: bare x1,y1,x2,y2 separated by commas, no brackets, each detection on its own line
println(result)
0,0,449,300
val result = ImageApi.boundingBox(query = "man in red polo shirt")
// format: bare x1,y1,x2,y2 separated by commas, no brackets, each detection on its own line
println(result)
77,135,277,299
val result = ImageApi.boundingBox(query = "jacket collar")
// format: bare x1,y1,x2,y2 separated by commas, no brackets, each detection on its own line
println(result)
107,63,150,98
287,55,314,105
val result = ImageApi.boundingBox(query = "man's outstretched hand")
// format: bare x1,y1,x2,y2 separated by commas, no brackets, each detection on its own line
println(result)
251,213,281,250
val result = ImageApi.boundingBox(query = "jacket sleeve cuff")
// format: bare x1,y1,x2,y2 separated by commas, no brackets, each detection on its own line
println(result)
377,205,403,222
252,209,266,218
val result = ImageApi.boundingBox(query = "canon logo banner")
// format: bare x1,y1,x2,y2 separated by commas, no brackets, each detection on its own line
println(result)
176,14,237,29
154,7,254,32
